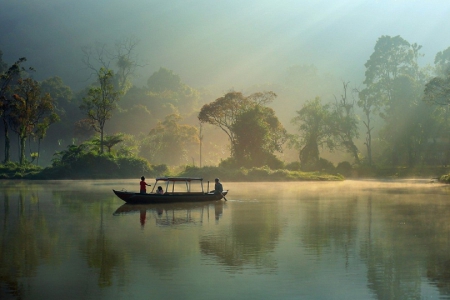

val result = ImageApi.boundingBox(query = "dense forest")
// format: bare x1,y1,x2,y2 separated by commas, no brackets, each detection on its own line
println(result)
1,34,450,179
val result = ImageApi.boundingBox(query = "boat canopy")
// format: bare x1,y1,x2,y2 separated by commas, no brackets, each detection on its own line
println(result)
152,177,205,193
155,177,203,182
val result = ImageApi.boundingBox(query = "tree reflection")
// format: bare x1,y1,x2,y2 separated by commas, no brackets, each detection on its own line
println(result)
80,201,127,287
300,196,358,258
200,199,280,272
0,187,55,298
360,193,450,299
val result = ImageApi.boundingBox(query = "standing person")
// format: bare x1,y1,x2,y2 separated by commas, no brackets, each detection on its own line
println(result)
213,178,223,194
140,176,150,194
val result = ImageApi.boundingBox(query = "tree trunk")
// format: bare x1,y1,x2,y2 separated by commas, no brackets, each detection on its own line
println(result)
100,126,104,154
19,136,26,165
3,118,10,163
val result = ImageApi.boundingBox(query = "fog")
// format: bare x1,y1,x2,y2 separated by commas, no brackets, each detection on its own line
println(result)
2,0,449,90
1,0,450,166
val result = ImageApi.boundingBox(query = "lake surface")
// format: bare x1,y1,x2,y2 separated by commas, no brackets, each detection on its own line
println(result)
1,179,450,300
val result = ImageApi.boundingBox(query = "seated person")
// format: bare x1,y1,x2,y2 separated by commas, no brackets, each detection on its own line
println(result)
157,186,164,195
212,178,223,194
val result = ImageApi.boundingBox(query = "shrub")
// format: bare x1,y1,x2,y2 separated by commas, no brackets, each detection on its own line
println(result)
336,161,353,177
285,161,302,171
117,156,153,178
264,154,285,170
317,158,335,173
152,164,169,177
247,166,272,180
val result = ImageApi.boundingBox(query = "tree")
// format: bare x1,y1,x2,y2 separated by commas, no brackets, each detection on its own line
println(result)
360,35,423,165
80,68,122,154
232,105,287,168
146,67,200,113
39,76,75,157
423,71,450,106
357,86,378,166
140,114,199,166
198,91,276,157
380,75,428,166
10,78,59,165
0,50,7,74
82,37,142,94
362,35,417,115
434,47,450,77
330,82,360,164
92,133,124,154
40,76,73,113
291,97,333,170
0,57,27,163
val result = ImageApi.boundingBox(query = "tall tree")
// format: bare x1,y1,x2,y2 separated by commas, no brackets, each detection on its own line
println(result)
82,37,141,94
0,57,26,163
232,105,287,168
80,68,122,154
357,86,379,166
10,78,59,165
380,75,426,166
330,82,360,164
360,35,423,165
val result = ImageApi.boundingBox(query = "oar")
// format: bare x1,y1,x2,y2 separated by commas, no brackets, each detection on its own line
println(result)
221,191,228,201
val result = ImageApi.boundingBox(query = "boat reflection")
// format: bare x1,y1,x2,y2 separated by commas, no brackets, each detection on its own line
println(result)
113,201,224,227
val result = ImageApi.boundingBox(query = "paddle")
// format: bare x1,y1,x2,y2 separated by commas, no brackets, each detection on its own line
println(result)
221,191,227,201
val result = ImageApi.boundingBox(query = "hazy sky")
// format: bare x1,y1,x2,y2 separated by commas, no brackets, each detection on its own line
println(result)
1,0,450,91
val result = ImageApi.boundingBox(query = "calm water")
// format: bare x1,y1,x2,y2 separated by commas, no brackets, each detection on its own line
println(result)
1,179,450,300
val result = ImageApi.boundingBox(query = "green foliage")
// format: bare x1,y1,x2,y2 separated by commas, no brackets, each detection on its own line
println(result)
291,97,333,168
40,76,73,105
116,156,153,178
316,158,335,173
42,144,153,179
80,67,122,154
440,174,450,183
336,161,353,177
146,67,200,113
10,77,59,165
232,105,287,168
152,164,169,176
423,70,450,106
140,113,199,166
198,91,277,157
177,165,343,182
434,46,450,77
285,161,301,171
0,161,42,179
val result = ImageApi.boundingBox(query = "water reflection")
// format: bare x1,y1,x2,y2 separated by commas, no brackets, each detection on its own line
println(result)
0,186,54,298
113,201,224,227
1,180,450,299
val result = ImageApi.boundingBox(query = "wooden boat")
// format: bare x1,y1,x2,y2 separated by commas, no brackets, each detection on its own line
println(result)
113,177,228,204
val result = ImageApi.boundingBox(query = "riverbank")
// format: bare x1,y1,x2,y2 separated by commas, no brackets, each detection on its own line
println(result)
1,162,448,182
0,163,344,181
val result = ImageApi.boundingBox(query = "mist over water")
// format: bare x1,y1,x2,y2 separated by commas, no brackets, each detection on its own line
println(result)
1,179,450,299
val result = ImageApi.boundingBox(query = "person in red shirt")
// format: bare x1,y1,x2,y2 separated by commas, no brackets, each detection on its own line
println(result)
140,176,150,194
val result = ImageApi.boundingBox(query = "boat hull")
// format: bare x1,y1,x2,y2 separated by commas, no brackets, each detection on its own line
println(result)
113,190,227,204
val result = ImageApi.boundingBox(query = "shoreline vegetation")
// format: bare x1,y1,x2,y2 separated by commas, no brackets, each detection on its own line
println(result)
1,157,449,182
